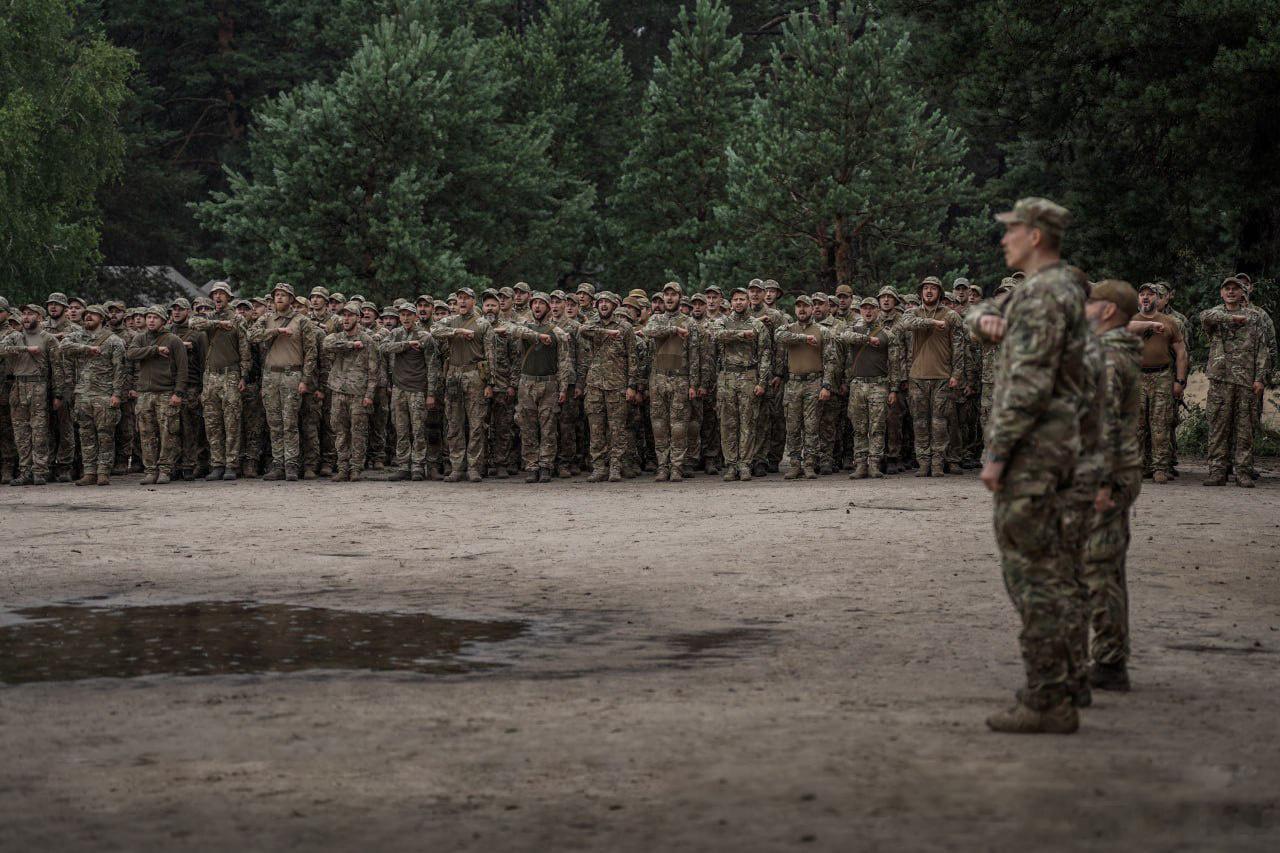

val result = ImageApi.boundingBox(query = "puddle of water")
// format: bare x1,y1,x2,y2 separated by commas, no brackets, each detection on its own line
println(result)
0,602,526,684
666,628,771,660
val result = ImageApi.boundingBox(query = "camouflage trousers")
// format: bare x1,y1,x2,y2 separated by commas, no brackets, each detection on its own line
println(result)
74,395,119,474
944,386,966,465
9,380,51,477
700,387,720,467
391,387,432,472
846,379,889,466
818,392,842,468
1083,469,1141,667
584,386,627,475
330,391,370,474
993,469,1075,709
299,390,323,473
557,394,581,469
783,375,822,470
649,373,690,471
240,383,266,468
1206,380,1254,476
0,386,18,472
51,388,75,468
516,375,560,471
1060,480,1098,697
1137,367,1173,473
750,382,780,466
136,391,181,476
444,369,489,474
686,395,704,467
178,394,205,474
980,382,994,435
489,387,517,473
202,372,242,469
368,385,390,465
262,368,303,469
909,378,950,467
886,387,908,460
717,370,761,471
113,397,136,469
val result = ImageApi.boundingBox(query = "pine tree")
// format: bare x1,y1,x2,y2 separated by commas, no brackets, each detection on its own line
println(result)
609,0,751,292
192,12,590,301
711,1,978,293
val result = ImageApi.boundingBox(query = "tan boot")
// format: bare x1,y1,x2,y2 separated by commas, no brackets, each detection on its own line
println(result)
850,461,868,480
986,700,1078,734
96,470,111,486
75,472,96,487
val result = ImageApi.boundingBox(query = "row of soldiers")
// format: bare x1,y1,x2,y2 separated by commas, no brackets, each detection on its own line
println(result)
972,197,1275,736
0,265,1273,489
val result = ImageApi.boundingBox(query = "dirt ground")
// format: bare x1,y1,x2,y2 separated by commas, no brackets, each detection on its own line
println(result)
1,462,1278,852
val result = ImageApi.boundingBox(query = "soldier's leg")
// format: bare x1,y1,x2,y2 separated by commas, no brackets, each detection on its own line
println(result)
783,381,803,474
29,386,51,479
95,400,119,477
113,398,134,472
668,380,689,474
802,379,821,473
408,392,428,476
1061,489,1096,700
556,395,577,473
650,377,672,473
538,381,559,472
702,389,720,471
203,379,225,471
320,391,336,474
444,377,466,473
53,395,75,473
222,376,242,474
1084,470,1140,667
331,393,352,476
685,395,701,471
1136,375,1153,474
262,373,284,469
516,379,538,473
717,376,739,472
1149,372,1173,475
391,388,412,475
1230,383,1254,479
584,387,607,476
944,386,963,468
299,393,320,476
908,380,931,471
9,385,33,478
867,384,888,472
178,397,199,476
279,374,304,472
136,393,160,476
350,395,370,478
847,383,869,467
817,395,838,471
605,390,628,477
768,383,786,468
931,380,950,473
750,385,771,467
0,390,17,478
464,376,489,478
160,397,182,476
75,400,97,483
1205,381,1231,477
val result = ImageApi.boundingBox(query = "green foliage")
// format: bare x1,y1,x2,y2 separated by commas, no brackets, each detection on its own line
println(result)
710,2,979,292
192,12,591,301
0,0,134,304
609,0,751,292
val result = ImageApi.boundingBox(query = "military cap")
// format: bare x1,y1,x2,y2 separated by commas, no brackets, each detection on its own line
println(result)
194,296,215,310
679,296,692,308
859,296,878,308
662,281,683,295
339,301,362,316
952,277,971,288
144,304,168,320
170,297,191,310
125,306,144,317
729,286,749,298
704,284,723,295
793,294,812,306
232,298,251,309
296,295,308,307
309,286,330,299
876,285,900,301
481,288,499,301
433,300,449,310
413,294,431,305
67,295,86,307
359,303,379,315
397,303,417,314
918,276,943,291
995,197,1071,241
835,284,854,297
1152,283,1168,298
967,282,984,293
272,282,295,297
391,298,409,309
0,296,9,311
690,292,707,304
764,279,783,292
251,295,269,307
1220,275,1245,290
747,278,765,290
350,293,366,304
628,288,648,300
576,282,596,295
650,290,664,303
811,291,829,303
1089,279,1140,320
512,281,531,294
456,286,476,299
1234,272,1253,288
46,292,70,308
498,286,514,298
208,281,233,297
943,290,961,303
903,293,921,304
446,293,458,303
550,289,566,300
596,291,621,306
1011,271,1026,280
83,304,108,318
378,306,396,318
995,278,1016,293
529,291,551,306
1137,282,1158,294
621,297,641,311
22,303,48,317
329,292,346,303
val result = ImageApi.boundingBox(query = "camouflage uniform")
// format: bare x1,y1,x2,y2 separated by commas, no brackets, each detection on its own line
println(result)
817,311,847,471
985,261,1088,711
488,317,519,476
0,323,63,480
241,332,266,474
61,323,126,480
508,317,574,475
322,325,378,480
310,309,340,473
249,306,318,476
126,324,189,478
364,324,392,468
685,314,717,473
749,303,787,471
836,313,901,475
170,316,208,477
431,308,498,479
383,324,441,478
0,314,13,479
712,310,771,478
579,309,637,480
1200,305,1270,479
897,304,967,473
1132,311,1182,476
774,316,838,476
44,308,79,475
555,314,583,474
298,318,328,477
643,307,701,478
190,308,251,474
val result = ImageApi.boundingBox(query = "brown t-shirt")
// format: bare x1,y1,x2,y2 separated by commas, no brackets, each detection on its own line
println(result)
907,306,954,380
1138,312,1182,368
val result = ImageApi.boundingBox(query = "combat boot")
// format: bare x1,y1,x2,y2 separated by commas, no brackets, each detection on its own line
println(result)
539,467,553,483
783,466,801,480
496,467,509,479
31,474,47,486
155,472,170,485
722,469,737,482
332,467,349,482
444,470,464,483
704,461,719,476
223,468,237,481
1237,475,1255,489
467,470,483,483
140,472,157,486
915,461,931,477
525,468,541,483
54,466,72,483
1152,470,1169,484
753,462,769,478
985,700,1078,734
738,465,752,481
819,463,834,476
205,467,225,482
869,459,884,479
303,468,318,480
654,467,669,482
110,462,128,476
558,466,572,479
128,458,145,474
319,463,334,477
263,465,284,481
670,468,684,483
850,462,868,480
587,470,607,483
1203,472,1226,486
608,468,622,483
371,459,385,470
1090,662,1130,691
75,470,97,486
96,470,110,486
284,464,299,482
803,466,818,480
387,469,410,481
411,468,425,482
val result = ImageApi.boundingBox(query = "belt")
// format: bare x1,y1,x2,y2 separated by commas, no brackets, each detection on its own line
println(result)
849,375,889,383
720,365,758,374
267,365,301,373
790,372,821,380
11,375,46,383
206,366,241,375
1141,365,1171,374
521,372,556,379
651,369,686,377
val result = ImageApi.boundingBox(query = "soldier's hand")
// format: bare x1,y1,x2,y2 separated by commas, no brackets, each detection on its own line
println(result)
625,388,637,403
675,326,690,339
979,460,1005,492
1254,381,1264,395
869,336,881,347
409,339,422,350
88,345,102,355
157,346,170,357
184,341,193,349
220,320,234,330
110,395,120,408
1151,322,1167,336
426,395,437,408
298,382,308,394
352,340,364,350
26,345,41,355
819,388,831,401
698,387,707,398
1172,381,1183,399
52,398,61,412
606,329,621,340
753,384,764,397
770,376,781,391
238,379,246,393
484,385,493,398
1232,314,1250,325
558,391,567,404
888,391,897,406
805,335,819,347
169,394,182,407
507,386,516,399
314,390,324,401
574,387,583,399
538,333,552,346
363,397,373,408
933,319,947,331
948,377,958,389
1094,485,1115,513
128,390,138,400
276,327,292,337
459,329,475,340
979,315,1005,342
742,329,755,340
687,387,697,400
494,325,508,336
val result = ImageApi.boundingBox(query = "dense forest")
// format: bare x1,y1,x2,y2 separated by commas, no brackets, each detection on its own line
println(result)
4,0,1278,320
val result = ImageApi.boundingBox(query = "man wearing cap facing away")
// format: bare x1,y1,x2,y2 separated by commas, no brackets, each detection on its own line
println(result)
972,197,1089,734
643,282,701,482
248,283,317,481
1200,276,1270,487
126,306,189,485
1127,283,1187,484
60,306,126,485
431,287,498,482
0,304,64,485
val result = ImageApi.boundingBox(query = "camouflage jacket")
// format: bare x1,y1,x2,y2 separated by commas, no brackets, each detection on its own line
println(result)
430,309,498,381
487,314,519,391
691,317,717,389
835,317,901,385
553,315,582,386
1244,302,1277,384
248,309,319,387
507,321,575,387
60,327,126,399
382,325,441,396
0,327,65,394
749,303,787,379
642,311,702,388
1098,327,1143,477
579,314,637,392
774,321,839,387
985,262,1088,482
321,329,378,398
711,311,772,376
1199,305,1270,388
170,319,208,393
1074,331,1107,490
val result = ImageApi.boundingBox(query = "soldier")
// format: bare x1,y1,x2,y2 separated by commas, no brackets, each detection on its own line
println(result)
499,291,573,482
0,298,14,482
642,283,700,482
977,197,1087,734
549,291,582,477
431,287,498,482
875,286,910,474
897,276,967,477
578,292,637,483
704,285,725,322
511,282,534,323
623,297,653,477
748,279,786,477
248,283,317,482
189,282,251,481
833,284,856,324
126,306,189,485
810,292,845,474
168,298,208,480
712,287,771,481
1,304,63,485
358,304,391,470
837,297,901,479
43,292,79,481
233,298,266,477
688,292,719,475
1200,277,1270,487
383,304,441,481
322,303,378,481
60,305,126,486
1127,283,1187,484
308,286,339,477
775,295,838,479
483,291,518,478
1237,274,1278,480
1081,279,1143,692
